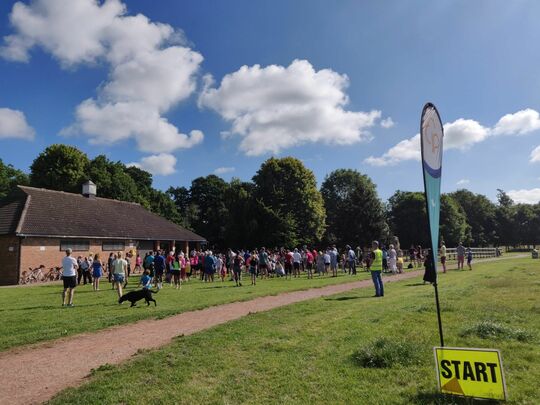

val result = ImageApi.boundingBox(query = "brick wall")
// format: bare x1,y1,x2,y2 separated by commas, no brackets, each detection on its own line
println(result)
0,236,20,285
19,238,140,279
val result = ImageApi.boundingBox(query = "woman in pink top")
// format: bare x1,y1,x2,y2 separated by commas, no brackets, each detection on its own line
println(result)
134,254,142,274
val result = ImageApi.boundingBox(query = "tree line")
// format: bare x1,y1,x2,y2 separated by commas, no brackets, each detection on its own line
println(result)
1,144,538,249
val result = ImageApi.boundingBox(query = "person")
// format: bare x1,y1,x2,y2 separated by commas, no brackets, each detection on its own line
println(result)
259,247,269,279
204,251,216,282
112,252,127,299
440,242,447,273
232,252,243,286
153,250,166,289
143,251,154,277
323,250,331,275
80,256,92,285
249,250,258,285
91,253,103,291
306,249,314,279
292,248,302,278
218,254,226,282
138,269,152,290
165,251,175,284
171,253,181,289
466,247,473,271
347,245,356,275
179,252,187,282
285,249,294,279
134,253,142,274
329,246,338,277
396,249,404,274
76,256,84,285
409,245,416,268
316,251,325,276
275,260,285,277
370,241,384,297
416,245,424,268
382,246,388,273
107,253,116,286
61,248,78,307
388,244,397,274
456,242,465,270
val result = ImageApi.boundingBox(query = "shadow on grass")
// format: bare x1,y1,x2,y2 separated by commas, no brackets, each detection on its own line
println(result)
324,296,366,301
409,390,501,404
406,282,428,287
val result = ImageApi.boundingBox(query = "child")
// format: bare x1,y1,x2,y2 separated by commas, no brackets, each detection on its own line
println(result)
397,250,404,274
139,269,152,290
249,251,258,285
171,254,181,289
466,248,473,271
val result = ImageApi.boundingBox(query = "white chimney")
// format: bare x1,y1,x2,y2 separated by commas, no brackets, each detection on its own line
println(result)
82,180,97,198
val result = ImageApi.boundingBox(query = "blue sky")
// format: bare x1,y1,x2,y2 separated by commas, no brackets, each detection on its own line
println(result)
1,0,540,203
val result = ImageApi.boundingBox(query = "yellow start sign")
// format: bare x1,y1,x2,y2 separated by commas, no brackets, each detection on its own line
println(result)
434,347,507,400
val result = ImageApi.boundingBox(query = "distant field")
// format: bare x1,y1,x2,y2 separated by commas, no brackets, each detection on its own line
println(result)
0,268,376,351
49,257,540,405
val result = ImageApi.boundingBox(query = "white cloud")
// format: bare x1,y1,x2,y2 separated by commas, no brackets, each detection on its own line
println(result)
380,117,394,128
530,145,540,163
507,188,540,204
364,105,540,167
214,166,235,175
443,119,489,150
492,108,540,136
127,153,177,176
364,134,420,167
2,0,203,153
456,179,470,186
199,59,381,156
0,107,35,140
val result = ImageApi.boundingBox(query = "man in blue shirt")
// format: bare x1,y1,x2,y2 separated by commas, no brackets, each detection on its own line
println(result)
153,250,166,289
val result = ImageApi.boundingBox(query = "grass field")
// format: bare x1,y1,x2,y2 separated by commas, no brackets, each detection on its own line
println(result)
0,268,377,352
48,257,540,404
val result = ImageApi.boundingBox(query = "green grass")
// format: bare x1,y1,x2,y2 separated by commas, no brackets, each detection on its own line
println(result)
49,257,540,405
0,269,374,351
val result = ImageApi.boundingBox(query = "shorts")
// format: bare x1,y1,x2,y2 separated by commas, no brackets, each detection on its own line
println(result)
293,262,300,270
285,263,292,274
306,263,313,270
467,258,472,264
62,275,77,289
155,268,164,276
441,256,446,264
259,263,268,270
170,269,180,276
113,274,125,283
249,267,257,275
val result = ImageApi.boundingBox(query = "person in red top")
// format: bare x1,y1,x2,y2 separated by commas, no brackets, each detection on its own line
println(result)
306,250,314,279
166,251,175,284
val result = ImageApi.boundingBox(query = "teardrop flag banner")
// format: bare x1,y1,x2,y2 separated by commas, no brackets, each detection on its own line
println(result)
420,102,445,347
421,103,444,284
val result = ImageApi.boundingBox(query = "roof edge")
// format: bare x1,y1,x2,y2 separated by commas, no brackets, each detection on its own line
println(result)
15,233,206,242
14,192,30,234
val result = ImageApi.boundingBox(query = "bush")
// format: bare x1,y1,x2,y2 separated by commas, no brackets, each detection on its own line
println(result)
461,320,534,342
352,338,423,368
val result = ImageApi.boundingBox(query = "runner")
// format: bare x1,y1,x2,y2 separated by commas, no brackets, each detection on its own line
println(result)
112,252,127,299
61,248,78,307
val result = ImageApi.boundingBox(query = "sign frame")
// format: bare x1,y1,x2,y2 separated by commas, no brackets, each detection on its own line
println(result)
433,346,507,401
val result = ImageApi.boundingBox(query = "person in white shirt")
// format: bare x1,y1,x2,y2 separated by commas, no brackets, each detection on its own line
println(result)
112,252,128,299
61,248,78,307
292,248,302,278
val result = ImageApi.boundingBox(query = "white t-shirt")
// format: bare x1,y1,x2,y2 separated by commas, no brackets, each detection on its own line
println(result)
113,258,127,275
62,256,78,277
292,252,302,263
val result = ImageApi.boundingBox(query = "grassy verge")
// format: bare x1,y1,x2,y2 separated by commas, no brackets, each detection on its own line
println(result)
0,269,375,351
49,257,540,404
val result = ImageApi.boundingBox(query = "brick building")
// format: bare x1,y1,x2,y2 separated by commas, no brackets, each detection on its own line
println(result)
0,182,206,285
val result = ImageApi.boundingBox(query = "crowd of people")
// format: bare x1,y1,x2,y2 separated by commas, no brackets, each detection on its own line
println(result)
60,241,475,307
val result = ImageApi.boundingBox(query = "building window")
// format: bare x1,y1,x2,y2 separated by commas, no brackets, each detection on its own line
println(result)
60,240,90,251
102,241,125,251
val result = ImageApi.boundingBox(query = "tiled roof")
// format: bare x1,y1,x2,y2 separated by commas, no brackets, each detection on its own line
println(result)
0,189,27,234
0,186,206,242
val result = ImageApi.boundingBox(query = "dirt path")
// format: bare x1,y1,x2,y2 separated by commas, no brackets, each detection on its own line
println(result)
0,255,521,404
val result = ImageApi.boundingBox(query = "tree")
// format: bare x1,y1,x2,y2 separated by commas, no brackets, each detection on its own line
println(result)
513,204,540,247
252,157,326,246
320,169,387,247
0,158,29,198
167,186,197,229
449,189,497,246
495,189,516,246
189,175,230,247
440,194,470,246
30,144,89,193
387,191,429,249
86,155,142,203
